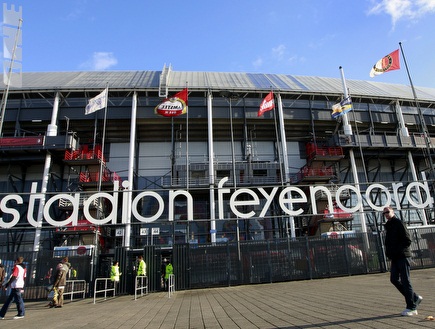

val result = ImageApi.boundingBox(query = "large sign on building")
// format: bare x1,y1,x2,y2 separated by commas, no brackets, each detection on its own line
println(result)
0,177,432,228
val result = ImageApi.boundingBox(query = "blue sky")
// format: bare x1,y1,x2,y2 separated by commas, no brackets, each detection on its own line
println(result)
3,0,435,88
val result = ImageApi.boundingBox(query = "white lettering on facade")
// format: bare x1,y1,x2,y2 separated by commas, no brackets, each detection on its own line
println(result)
0,194,22,228
0,176,433,228
230,188,260,218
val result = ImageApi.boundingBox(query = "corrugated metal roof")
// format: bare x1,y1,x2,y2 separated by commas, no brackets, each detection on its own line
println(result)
3,70,435,102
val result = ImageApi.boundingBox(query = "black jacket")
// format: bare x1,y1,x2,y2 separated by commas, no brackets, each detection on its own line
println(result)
384,216,412,260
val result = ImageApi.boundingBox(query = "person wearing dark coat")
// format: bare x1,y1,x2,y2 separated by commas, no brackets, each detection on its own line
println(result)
49,257,71,308
383,206,422,316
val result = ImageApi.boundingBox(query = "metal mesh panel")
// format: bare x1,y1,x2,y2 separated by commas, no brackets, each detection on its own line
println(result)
410,227,435,268
188,244,234,288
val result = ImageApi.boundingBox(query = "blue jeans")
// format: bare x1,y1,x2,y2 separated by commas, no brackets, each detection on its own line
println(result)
0,288,25,317
390,258,418,310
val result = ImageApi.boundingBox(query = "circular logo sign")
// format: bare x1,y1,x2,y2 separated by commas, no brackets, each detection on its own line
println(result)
77,246,87,255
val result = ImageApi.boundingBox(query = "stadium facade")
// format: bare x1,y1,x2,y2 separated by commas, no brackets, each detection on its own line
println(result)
1,67,435,256
1,0,434,295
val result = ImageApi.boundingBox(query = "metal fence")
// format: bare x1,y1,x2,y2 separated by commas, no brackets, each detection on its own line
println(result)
1,227,434,300
171,228,434,290
178,232,384,290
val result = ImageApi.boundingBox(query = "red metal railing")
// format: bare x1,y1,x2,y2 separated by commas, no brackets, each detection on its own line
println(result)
64,144,105,163
79,168,122,184
300,165,334,178
306,143,343,160
0,136,44,147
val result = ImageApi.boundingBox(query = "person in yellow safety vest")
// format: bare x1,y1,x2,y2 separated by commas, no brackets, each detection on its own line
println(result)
110,261,121,283
164,260,173,290
71,267,77,280
137,255,146,276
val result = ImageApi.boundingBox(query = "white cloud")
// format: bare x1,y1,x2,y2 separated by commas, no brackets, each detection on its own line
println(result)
368,0,435,28
308,34,336,49
288,55,305,64
252,44,305,72
252,57,263,69
272,44,286,60
80,52,118,71
92,52,118,70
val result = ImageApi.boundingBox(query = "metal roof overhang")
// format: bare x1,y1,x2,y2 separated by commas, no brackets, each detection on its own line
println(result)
2,70,435,103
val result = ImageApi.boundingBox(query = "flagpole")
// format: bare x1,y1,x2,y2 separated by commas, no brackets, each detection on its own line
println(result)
124,91,137,248
270,89,284,184
399,42,420,105
93,115,98,152
32,92,60,253
229,95,236,188
338,67,368,235
339,68,353,136
399,42,435,182
0,17,22,137
97,87,108,195
227,92,241,258
207,90,216,243
276,93,295,238
185,83,189,190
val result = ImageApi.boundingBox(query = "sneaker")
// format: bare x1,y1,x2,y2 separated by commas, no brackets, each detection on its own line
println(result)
415,295,423,308
13,315,24,319
401,309,418,316
1,317,4,320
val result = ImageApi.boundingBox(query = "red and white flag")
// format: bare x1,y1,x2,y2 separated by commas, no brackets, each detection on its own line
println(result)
257,92,274,117
155,88,188,117
369,49,400,77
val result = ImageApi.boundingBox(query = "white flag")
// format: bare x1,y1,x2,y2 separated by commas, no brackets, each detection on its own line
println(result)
85,88,108,115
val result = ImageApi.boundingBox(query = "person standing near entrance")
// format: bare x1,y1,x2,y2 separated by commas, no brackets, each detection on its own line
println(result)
70,266,77,280
137,255,146,277
110,261,122,287
50,257,71,308
165,260,173,290
0,256,26,320
161,258,167,290
383,206,423,316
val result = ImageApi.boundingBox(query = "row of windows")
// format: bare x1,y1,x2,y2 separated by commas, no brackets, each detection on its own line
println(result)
5,96,435,116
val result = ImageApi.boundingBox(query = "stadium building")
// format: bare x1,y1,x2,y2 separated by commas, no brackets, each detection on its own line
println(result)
1,67,435,292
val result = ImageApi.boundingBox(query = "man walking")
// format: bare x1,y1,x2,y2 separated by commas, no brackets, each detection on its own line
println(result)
0,256,26,319
383,206,423,316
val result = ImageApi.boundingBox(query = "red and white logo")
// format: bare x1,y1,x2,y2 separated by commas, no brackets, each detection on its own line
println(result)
258,92,274,117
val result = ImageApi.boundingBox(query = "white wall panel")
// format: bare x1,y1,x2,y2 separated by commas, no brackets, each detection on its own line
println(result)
249,141,275,161
108,143,130,175
138,142,172,176
173,141,208,165
287,141,305,172
213,141,243,162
